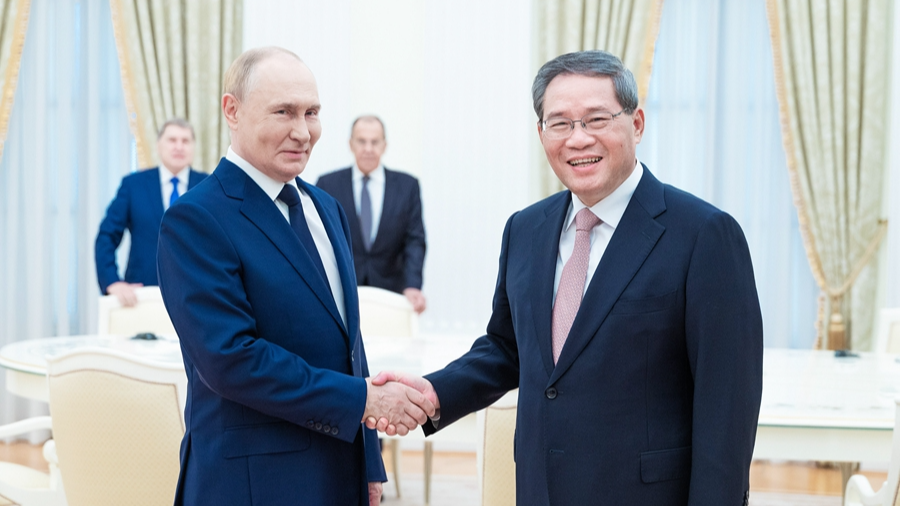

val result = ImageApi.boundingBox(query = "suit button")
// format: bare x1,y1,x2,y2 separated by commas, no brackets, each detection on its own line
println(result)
315,422,322,430
331,427,339,436
351,356,355,362
323,425,331,433
306,420,314,428
545,387,557,399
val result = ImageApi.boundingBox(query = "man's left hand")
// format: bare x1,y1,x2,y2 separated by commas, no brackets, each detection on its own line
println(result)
368,482,383,505
403,288,426,314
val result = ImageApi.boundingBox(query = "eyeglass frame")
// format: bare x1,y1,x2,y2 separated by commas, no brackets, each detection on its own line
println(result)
539,108,628,139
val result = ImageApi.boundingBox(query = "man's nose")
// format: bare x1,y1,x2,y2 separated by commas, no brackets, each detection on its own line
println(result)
565,123,597,148
290,118,311,143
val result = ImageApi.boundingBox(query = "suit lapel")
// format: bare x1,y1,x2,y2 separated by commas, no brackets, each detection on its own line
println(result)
216,160,345,332
335,169,365,252
149,168,165,223
550,168,667,383
372,168,397,250
299,178,356,343
187,169,203,189
530,192,570,378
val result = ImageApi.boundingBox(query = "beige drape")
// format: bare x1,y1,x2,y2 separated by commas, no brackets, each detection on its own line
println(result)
767,0,891,350
0,0,30,163
535,0,665,197
109,0,242,173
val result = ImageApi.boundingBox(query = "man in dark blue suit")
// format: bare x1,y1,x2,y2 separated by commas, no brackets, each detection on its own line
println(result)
316,116,428,313
373,50,763,505
157,47,434,506
94,118,206,306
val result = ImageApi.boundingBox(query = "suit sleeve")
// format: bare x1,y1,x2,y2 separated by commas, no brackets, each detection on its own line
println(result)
684,212,763,505
95,178,130,293
402,179,426,290
422,213,520,432
157,201,368,445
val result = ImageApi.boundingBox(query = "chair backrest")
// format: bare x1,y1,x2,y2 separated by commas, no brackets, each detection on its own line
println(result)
47,347,187,506
97,286,177,336
477,389,518,506
890,398,900,506
357,286,418,338
875,308,900,354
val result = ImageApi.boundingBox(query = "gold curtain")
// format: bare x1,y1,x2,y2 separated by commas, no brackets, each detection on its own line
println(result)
535,0,665,197
767,0,891,350
0,0,30,163
109,0,242,173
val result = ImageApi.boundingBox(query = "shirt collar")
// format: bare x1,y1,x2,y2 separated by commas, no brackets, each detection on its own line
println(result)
564,158,643,232
352,164,384,183
159,164,190,185
226,146,300,201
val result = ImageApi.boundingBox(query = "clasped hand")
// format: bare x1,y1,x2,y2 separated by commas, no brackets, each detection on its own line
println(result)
362,372,440,436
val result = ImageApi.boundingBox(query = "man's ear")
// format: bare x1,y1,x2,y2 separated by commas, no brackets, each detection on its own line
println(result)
222,94,240,130
632,108,645,143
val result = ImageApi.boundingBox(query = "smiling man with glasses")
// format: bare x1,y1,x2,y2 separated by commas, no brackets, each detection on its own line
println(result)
373,49,763,506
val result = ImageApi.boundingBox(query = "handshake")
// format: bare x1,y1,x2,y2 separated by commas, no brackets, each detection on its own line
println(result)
362,371,440,436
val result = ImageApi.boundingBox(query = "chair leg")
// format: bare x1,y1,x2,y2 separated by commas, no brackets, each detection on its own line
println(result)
390,439,402,498
838,461,860,497
424,440,433,506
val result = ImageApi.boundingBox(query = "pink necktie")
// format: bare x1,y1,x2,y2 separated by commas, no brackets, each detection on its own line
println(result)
552,208,601,364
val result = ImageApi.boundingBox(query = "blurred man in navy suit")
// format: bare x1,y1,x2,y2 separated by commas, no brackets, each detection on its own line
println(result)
94,118,206,306
317,116,427,313
157,47,434,506
373,50,763,506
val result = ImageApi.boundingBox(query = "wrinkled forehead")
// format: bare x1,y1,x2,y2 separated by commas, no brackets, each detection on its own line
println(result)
246,54,318,101
542,74,617,118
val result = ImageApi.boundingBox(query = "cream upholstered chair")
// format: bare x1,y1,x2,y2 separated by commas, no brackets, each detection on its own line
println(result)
46,347,186,506
0,417,66,506
97,286,176,336
477,389,518,506
356,286,421,500
875,308,900,354
844,398,900,506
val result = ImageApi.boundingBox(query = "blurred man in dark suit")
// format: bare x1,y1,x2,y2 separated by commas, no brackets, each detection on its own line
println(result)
94,118,206,306
317,116,427,312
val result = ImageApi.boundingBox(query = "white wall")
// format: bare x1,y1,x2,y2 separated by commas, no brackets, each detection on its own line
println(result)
244,1,534,335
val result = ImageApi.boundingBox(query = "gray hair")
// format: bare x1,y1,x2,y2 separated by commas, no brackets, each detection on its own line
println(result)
350,115,386,140
157,117,195,140
223,46,303,102
532,50,639,120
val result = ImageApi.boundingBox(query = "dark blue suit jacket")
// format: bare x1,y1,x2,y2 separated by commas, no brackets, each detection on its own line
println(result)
157,159,385,506
423,167,763,505
94,167,206,293
316,167,426,293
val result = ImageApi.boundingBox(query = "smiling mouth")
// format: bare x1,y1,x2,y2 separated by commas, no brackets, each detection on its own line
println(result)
569,157,601,167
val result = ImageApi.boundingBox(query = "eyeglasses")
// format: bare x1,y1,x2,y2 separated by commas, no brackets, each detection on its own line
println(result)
539,109,627,140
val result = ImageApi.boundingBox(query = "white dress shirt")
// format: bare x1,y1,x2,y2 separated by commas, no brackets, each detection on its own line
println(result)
352,164,385,245
159,164,190,211
226,147,347,327
553,159,644,303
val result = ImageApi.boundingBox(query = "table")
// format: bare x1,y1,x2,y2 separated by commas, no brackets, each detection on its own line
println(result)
0,334,182,402
6,338,897,475
755,348,900,487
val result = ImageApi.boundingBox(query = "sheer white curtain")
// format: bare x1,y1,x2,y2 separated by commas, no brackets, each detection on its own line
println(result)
0,0,133,429
636,0,818,348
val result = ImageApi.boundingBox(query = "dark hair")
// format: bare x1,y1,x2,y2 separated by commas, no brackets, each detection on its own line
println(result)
532,50,638,120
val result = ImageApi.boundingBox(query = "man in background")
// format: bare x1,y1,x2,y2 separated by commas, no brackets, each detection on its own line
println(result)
157,47,433,506
94,118,206,306
373,50,763,505
317,116,427,313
